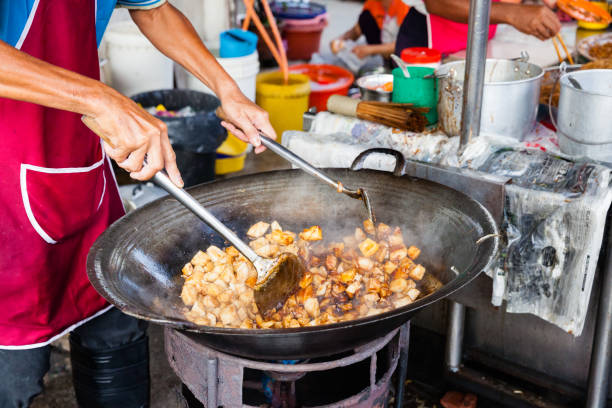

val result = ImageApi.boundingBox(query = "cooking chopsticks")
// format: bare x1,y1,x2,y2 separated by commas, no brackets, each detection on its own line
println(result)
552,33,575,65
242,0,289,84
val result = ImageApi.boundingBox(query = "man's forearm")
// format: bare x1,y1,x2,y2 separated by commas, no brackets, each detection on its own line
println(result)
0,40,107,116
130,3,239,101
423,0,518,26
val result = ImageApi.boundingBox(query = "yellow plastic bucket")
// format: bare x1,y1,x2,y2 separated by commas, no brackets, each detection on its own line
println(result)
215,132,248,175
256,72,310,141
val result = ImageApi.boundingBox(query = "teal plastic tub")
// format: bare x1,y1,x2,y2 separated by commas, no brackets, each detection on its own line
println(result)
391,67,438,125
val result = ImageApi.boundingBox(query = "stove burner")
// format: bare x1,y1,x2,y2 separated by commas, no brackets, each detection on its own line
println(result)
166,324,410,408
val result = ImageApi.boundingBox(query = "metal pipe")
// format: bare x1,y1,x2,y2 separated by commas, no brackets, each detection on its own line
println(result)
446,301,466,372
460,0,492,147
586,219,612,408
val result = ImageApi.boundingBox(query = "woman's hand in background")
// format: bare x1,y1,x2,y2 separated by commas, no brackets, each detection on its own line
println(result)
508,4,561,40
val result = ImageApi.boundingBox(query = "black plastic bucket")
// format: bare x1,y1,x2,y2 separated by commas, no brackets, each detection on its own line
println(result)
131,89,227,187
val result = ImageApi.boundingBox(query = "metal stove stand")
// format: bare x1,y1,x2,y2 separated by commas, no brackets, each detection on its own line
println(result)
165,323,410,408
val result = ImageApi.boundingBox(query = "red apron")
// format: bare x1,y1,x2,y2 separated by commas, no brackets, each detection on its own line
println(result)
0,0,125,348
428,1,499,55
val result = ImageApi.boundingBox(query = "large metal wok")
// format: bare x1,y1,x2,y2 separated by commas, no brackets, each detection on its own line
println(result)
87,150,499,359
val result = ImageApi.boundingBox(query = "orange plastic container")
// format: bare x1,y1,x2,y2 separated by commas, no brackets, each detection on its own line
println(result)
288,64,354,112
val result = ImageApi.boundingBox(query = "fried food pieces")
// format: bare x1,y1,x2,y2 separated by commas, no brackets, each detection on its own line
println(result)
181,220,439,329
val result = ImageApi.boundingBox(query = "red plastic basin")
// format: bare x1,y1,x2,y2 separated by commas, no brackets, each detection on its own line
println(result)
288,64,354,112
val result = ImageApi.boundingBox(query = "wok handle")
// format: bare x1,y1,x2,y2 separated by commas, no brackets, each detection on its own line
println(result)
350,148,405,177
151,171,260,264
260,137,340,190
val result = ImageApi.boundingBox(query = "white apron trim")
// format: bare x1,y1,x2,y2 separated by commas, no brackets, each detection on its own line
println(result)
0,305,114,350
97,172,107,210
15,0,42,50
20,165,57,244
20,147,107,245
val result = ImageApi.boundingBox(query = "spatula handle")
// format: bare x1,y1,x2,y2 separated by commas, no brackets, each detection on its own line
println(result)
260,137,340,190
151,171,259,264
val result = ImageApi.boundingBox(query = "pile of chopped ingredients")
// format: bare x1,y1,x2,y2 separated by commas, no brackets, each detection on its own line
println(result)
181,220,443,329
590,42,612,60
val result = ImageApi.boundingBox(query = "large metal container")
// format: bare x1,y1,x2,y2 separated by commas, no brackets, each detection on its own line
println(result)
438,59,544,139
557,69,612,163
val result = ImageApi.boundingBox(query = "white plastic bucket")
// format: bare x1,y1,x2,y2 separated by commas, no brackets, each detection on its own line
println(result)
102,21,173,97
175,50,260,101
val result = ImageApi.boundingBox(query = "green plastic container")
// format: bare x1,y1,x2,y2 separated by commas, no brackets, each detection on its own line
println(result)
391,67,438,125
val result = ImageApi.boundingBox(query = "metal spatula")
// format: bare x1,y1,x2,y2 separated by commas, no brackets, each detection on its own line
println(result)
216,108,375,222
259,137,375,222
152,172,305,314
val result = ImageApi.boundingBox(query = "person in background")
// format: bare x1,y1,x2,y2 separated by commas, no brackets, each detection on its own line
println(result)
331,0,410,59
0,1,274,407
397,0,561,55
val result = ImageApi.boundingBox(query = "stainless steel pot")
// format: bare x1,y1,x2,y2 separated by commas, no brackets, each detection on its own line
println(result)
357,74,393,102
438,58,544,139
557,69,612,163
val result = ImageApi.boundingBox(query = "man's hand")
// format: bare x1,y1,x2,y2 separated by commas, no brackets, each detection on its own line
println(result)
217,91,277,154
508,5,561,40
82,88,182,186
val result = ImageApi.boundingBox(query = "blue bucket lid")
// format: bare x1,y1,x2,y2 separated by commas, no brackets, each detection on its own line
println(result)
270,1,326,19
220,29,258,58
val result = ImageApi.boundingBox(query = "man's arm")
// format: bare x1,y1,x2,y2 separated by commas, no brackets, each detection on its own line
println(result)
423,0,561,40
0,40,182,185
130,3,275,152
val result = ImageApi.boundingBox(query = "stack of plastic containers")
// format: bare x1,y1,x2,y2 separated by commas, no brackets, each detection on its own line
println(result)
271,1,327,61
